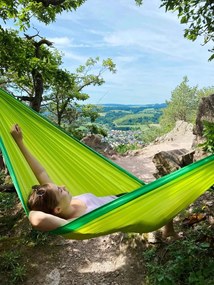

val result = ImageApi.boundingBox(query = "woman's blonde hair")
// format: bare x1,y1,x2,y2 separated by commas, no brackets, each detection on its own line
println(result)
27,184,58,214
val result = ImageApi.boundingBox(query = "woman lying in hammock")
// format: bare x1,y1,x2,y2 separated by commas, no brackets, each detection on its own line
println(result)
10,124,177,238
10,124,121,232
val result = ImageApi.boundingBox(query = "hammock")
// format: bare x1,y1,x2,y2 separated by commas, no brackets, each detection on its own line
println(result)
0,88,213,240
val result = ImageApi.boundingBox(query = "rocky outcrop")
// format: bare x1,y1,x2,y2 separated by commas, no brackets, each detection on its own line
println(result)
155,120,195,145
194,94,214,137
192,94,214,160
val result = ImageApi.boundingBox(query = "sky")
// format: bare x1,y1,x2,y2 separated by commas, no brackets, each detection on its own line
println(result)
6,0,214,104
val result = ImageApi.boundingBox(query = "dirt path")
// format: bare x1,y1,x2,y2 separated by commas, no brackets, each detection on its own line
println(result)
25,234,147,285
114,132,195,183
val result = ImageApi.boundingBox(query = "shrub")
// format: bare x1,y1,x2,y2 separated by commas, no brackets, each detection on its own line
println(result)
200,121,214,153
143,225,214,285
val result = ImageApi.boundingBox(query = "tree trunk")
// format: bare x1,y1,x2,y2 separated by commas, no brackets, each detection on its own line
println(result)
31,70,44,112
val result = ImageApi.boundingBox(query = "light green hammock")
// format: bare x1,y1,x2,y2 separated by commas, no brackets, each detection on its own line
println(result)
0,88,213,240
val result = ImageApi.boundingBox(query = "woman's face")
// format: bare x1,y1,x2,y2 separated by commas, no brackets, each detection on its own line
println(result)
49,183,72,210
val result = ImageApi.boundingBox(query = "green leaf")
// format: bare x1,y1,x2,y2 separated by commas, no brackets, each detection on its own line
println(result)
181,16,187,24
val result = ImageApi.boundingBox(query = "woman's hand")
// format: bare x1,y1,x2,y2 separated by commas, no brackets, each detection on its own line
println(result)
10,124,23,143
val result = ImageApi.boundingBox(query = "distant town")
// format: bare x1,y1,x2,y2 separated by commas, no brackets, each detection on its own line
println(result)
102,130,145,147
97,103,166,146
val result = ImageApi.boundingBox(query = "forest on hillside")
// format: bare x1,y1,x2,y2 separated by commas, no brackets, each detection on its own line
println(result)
96,103,166,130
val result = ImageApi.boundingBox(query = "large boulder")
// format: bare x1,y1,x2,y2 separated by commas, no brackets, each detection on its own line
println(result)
152,149,195,178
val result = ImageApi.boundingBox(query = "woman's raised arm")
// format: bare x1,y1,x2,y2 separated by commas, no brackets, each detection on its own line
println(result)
10,124,53,185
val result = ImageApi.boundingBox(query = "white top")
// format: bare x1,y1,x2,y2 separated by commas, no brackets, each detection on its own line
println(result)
73,193,117,214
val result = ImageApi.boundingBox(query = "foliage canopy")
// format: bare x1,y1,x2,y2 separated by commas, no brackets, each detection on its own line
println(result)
0,0,86,30
0,0,116,136
160,0,214,61
159,76,214,132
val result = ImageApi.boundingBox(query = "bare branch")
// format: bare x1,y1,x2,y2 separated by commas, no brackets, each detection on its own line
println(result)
15,96,34,101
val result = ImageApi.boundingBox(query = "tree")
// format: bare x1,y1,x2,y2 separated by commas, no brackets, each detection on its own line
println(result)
1,0,120,113
44,57,116,126
68,103,108,139
196,86,214,100
0,29,63,111
160,0,214,61
159,1,214,155
0,0,86,30
42,57,115,138
0,0,144,111
159,76,198,131
159,77,214,132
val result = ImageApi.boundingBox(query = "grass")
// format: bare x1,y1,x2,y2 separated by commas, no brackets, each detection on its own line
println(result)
0,192,17,211
114,112,154,125
0,250,26,284
114,143,140,154
0,185,26,284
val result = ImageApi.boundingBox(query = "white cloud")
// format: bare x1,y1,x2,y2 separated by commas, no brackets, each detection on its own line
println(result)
4,0,212,104
104,26,211,63
62,51,88,65
49,36,73,46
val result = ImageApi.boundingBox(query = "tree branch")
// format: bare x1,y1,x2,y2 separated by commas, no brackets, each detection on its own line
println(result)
35,39,53,47
77,78,99,92
15,96,34,101
35,0,67,7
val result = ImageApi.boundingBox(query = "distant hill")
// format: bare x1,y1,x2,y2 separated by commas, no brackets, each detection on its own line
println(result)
96,103,167,131
98,103,167,111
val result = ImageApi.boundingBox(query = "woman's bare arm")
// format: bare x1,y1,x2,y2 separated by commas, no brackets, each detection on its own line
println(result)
10,124,52,185
29,211,74,231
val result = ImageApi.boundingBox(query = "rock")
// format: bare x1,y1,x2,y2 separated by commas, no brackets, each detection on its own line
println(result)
81,134,116,156
45,269,61,285
192,94,214,161
194,94,214,137
81,134,102,147
155,121,195,145
152,149,195,178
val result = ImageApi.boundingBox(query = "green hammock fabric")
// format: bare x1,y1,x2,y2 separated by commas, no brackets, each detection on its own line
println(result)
0,88,214,240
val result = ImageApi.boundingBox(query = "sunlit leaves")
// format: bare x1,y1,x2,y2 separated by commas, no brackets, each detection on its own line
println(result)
135,0,143,6
159,76,214,132
102,58,116,73
1,0,86,30
160,0,214,61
